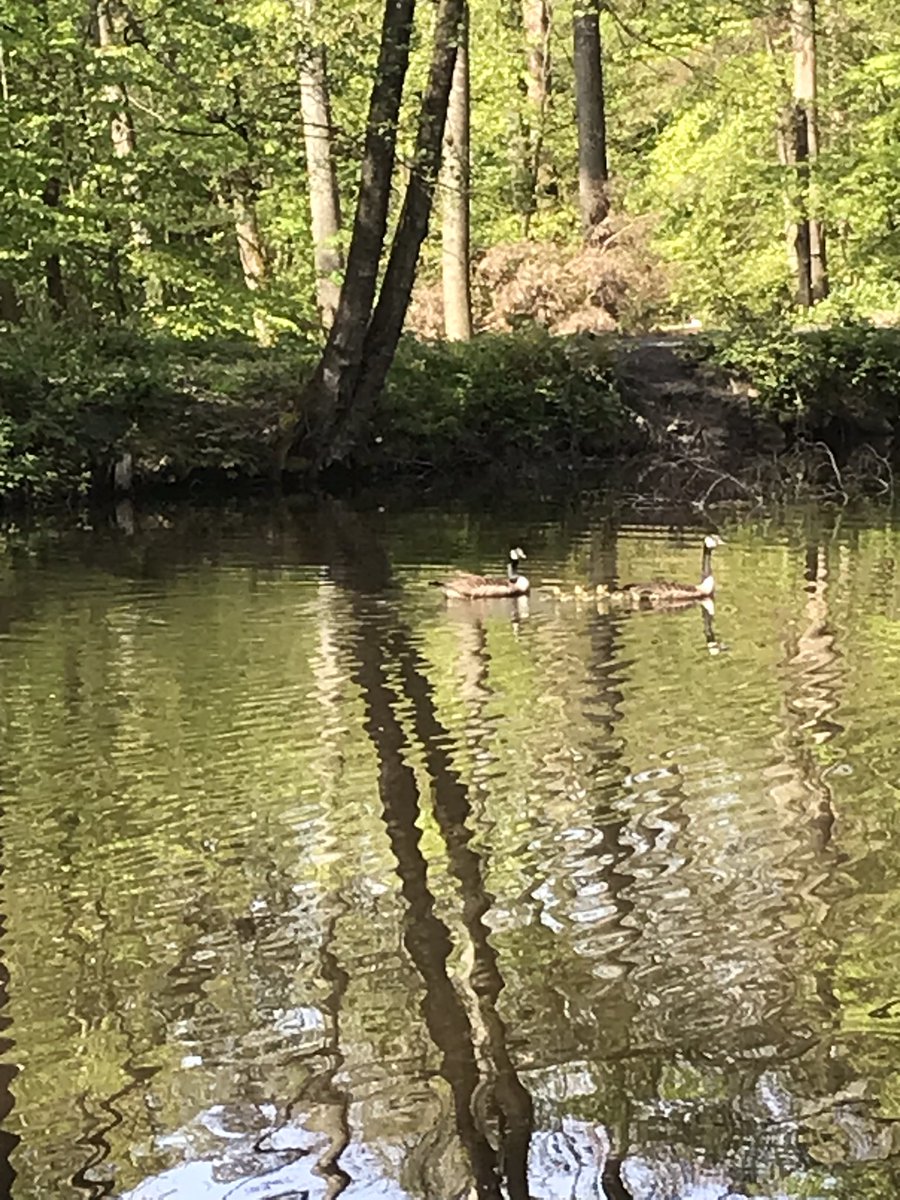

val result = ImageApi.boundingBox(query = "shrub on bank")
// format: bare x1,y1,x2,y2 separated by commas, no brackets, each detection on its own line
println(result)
0,329,316,500
361,329,633,475
3,320,900,504
0,326,631,501
709,319,900,440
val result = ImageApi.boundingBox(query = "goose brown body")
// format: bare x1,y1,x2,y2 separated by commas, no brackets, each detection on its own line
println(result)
607,534,723,605
431,548,529,599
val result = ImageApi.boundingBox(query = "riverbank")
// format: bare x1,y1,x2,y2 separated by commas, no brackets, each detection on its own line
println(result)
1,321,898,506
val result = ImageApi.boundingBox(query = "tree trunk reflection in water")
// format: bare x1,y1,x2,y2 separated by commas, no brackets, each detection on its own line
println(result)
0,804,19,1197
354,619,506,1197
262,578,351,1196
768,542,843,860
583,529,636,1189
283,910,351,1200
300,582,352,1195
69,1058,161,1199
328,512,531,1199
390,624,534,1197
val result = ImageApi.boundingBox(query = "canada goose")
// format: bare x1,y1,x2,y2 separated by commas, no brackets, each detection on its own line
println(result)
607,533,724,605
431,547,529,599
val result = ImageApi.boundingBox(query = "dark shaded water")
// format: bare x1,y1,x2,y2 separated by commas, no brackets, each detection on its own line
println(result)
2,499,900,1199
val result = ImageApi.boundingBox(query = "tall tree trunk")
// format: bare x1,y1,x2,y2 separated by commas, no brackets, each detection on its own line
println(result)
97,0,136,158
765,25,802,286
791,0,827,306
441,3,472,341
520,0,551,232
297,0,343,332
96,0,158,309
573,0,609,237
282,0,417,472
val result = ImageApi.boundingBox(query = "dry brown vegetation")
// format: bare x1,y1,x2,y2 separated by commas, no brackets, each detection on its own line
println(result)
406,216,670,338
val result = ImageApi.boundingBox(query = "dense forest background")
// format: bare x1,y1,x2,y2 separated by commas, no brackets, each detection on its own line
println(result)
3,0,897,337
1,0,899,494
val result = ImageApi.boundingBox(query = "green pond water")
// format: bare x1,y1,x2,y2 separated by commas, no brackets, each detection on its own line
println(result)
1,499,900,1200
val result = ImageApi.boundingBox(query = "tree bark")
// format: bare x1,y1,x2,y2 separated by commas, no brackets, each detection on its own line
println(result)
297,0,343,331
0,279,22,324
441,3,472,341
97,0,136,158
790,0,827,306
232,175,275,345
573,0,609,237
340,0,465,448
233,190,268,292
765,25,803,287
42,172,66,316
520,0,551,231
284,0,417,470
97,0,158,309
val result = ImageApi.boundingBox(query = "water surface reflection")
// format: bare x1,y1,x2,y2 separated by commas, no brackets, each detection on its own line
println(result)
1,503,900,1198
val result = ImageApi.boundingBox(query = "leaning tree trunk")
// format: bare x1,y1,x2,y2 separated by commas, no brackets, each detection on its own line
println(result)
790,0,827,306
284,0,417,471
573,0,609,237
338,0,466,454
297,0,343,331
287,0,464,472
441,2,472,341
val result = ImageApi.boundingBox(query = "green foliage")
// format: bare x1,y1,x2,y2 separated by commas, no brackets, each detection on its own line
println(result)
628,73,789,322
2,0,900,338
0,327,633,499
3,0,900,498
363,329,635,474
710,319,900,432
0,328,319,500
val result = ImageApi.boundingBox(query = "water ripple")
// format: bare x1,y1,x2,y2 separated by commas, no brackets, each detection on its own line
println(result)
1,508,899,1197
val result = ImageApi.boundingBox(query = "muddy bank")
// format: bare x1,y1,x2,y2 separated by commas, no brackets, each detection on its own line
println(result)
606,332,896,504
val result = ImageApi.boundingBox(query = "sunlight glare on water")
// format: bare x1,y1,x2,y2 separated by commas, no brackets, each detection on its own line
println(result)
1,502,900,1199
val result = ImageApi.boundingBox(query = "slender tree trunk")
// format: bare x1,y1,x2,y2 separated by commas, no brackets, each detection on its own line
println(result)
520,0,551,232
297,0,343,331
233,191,268,292
765,25,803,286
790,0,827,306
96,0,159,309
0,279,21,323
42,172,66,316
232,177,275,345
97,0,136,158
573,0,609,237
441,3,472,341
284,0,418,470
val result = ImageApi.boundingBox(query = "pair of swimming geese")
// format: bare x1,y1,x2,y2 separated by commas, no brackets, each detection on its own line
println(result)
431,535,724,604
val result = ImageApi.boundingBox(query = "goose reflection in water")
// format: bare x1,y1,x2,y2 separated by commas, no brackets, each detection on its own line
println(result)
700,597,727,655
441,592,531,631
